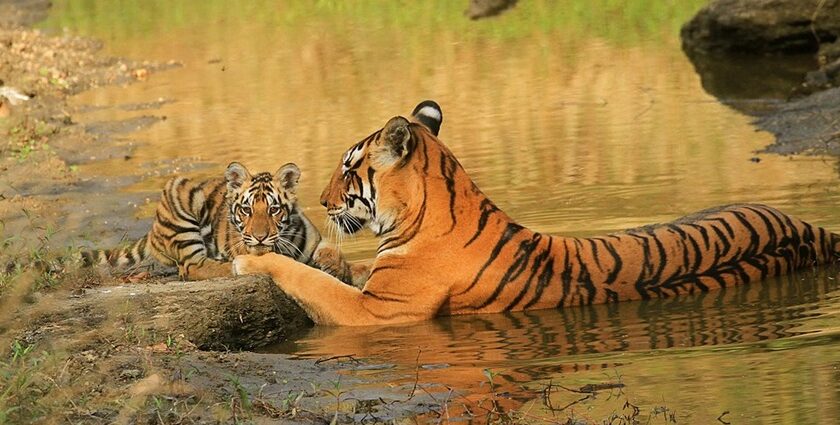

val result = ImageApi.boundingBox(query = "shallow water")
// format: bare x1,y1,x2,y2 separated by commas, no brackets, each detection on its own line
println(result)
42,0,840,422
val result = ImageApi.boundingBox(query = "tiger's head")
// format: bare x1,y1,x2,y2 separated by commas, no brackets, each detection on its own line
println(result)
225,162,301,254
320,101,444,237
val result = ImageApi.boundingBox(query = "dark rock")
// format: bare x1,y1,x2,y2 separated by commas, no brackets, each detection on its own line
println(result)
682,0,840,54
58,275,313,351
118,368,143,380
466,0,517,20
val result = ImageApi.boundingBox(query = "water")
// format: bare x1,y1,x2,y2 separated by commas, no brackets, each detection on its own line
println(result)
42,1,840,422
276,269,840,423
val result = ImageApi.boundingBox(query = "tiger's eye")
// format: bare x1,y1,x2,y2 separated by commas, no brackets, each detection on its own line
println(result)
241,206,252,215
269,205,281,216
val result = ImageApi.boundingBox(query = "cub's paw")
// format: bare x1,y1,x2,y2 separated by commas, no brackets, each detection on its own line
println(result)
313,246,351,283
314,246,340,270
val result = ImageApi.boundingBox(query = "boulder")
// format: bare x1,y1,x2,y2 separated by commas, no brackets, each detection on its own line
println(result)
40,275,313,351
682,0,840,54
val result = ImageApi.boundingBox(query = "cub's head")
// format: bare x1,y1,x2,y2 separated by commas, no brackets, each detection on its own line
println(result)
320,100,443,236
225,162,301,254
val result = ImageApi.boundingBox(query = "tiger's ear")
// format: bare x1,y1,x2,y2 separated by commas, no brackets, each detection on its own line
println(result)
410,100,443,136
225,162,251,193
275,163,301,193
375,116,413,167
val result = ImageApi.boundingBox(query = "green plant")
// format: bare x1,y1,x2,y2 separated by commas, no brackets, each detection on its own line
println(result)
0,341,45,423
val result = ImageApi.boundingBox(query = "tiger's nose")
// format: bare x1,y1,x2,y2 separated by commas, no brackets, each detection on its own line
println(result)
252,230,268,242
320,199,328,207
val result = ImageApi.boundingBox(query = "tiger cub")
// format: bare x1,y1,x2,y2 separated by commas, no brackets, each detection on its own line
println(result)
82,162,361,284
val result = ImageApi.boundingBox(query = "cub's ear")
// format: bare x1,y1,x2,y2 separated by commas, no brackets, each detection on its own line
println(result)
374,116,414,166
275,163,301,192
410,100,442,136
225,162,251,192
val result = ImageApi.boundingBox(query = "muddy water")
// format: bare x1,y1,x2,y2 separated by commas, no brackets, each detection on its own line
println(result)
43,0,840,422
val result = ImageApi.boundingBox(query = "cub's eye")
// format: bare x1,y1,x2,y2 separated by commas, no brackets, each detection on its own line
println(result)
269,205,282,216
240,206,252,216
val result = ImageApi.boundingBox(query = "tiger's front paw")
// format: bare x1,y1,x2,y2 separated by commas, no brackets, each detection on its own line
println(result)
231,255,268,276
232,253,283,276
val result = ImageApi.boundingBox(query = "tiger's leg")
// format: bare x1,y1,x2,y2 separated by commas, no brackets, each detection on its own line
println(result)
232,253,447,326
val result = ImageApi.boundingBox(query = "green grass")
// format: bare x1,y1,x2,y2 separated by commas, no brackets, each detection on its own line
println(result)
43,0,707,45
0,340,47,424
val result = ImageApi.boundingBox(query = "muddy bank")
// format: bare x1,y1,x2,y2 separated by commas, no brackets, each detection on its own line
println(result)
0,13,180,247
754,86,840,156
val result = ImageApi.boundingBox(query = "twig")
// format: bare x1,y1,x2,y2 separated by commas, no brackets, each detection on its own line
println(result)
717,410,731,425
405,349,421,401
314,354,358,365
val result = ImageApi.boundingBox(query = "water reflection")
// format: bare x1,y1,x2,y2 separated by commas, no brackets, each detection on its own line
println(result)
41,0,840,261
273,266,840,422
681,48,816,115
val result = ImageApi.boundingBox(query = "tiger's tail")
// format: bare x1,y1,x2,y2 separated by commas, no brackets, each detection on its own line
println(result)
411,100,443,136
81,234,151,269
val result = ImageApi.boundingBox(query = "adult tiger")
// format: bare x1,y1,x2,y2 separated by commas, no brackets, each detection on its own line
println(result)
83,162,360,283
233,101,840,325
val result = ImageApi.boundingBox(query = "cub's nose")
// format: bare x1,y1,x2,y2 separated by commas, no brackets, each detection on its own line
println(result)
320,199,328,207
252,230,268,242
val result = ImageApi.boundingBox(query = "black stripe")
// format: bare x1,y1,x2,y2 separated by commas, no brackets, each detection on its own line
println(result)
557,239,573,307
522,238,554,309
464,199,500,247
457,223,524,296
572,239,596,305
629,234,652,300
478,233,542,309
440,154,458,234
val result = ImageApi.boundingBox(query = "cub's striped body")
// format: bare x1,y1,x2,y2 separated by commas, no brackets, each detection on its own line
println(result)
232,101,840,325
84,163,359,283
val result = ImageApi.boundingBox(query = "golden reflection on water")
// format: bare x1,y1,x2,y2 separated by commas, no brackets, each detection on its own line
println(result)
43,1,840,422
49,1,840,260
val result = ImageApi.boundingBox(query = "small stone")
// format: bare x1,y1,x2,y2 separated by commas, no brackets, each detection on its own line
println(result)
120,369,143,380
